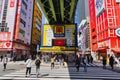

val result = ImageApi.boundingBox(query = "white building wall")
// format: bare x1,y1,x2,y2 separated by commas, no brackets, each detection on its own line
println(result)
18,0,34,45
6,0,17,41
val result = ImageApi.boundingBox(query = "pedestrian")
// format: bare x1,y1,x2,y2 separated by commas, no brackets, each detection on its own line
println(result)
109,55,114,70
25,56,32,77
90,55,93,64
83,55,87,72
75,56,80,72
1,55,3,62
102,57,106,69
87,56,90,64
51,56,55,69
2,55,8,71
35,56,41,78
61,58,64,67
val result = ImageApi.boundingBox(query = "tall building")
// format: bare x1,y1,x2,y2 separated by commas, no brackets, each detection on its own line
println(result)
89,0,120,60
88,0,97,52
31,0,42,54
75,0,89,25
0,0,34,59
75,0,91,54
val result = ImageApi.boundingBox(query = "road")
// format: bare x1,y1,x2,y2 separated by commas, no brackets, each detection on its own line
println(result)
0,62,120,80
0,61,25,76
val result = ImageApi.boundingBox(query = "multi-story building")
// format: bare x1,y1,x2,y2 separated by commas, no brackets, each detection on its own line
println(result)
31,0,42,54
0,0,34,59
78,19,91,54
89,0,97,52
89,0,120,61
75,0,91,56
75,0,89,24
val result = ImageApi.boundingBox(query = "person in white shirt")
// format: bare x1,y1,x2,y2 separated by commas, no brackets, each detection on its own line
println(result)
3,55,8,71
25,56,32,77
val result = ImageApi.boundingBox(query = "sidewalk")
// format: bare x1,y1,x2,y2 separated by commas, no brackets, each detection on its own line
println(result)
93,61,120,73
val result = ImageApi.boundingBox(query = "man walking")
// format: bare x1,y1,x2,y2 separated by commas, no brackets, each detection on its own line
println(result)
35,56,41,78
75,56,80,72
3,55,8,71
1,55,3,62
109,55,114,70
83,55,87,72
102,57,107,69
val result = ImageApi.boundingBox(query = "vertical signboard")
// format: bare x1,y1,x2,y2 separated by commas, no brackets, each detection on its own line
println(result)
14,0,22,40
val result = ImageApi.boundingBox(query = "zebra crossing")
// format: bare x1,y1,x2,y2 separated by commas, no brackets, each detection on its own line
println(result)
0,65,120,80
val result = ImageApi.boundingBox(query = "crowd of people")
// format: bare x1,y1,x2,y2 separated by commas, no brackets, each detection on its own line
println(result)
0,54,118,78
75,55,93,72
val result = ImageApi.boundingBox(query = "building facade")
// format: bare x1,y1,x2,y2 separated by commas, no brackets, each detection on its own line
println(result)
0,0,34,59
89,0,120,61
77,19,91,55
31,0,42,54
75,0,90,56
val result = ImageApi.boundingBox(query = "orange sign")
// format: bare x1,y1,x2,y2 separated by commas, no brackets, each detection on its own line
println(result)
54,26,65,37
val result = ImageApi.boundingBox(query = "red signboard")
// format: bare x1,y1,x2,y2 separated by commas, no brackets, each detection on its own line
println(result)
10,0,15,7
53,39,65,46
0,32,11,41
0,42,12,48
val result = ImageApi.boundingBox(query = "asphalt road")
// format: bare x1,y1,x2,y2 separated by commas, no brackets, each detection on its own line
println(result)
0,61,26,76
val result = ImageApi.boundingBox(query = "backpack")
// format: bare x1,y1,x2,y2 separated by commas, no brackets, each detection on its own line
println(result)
35,59,41,66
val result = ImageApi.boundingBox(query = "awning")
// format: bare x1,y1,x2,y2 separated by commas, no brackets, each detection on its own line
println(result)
111,48,120,53
0,48,12,51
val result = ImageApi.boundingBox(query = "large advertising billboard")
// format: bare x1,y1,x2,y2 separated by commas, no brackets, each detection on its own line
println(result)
40,24,76,51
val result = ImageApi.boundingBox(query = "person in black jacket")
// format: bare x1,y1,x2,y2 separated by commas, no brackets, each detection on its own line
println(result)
35,56,41,78
102,57,106,69
109,55,114,70
75,56,81,72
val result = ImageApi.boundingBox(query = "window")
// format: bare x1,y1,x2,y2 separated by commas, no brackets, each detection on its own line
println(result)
20,18,26,27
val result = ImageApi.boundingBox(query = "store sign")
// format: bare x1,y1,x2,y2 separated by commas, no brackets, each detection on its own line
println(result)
116,28,120,37
98,40,109,48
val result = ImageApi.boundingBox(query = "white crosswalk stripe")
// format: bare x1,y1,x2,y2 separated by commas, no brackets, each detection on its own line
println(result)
0,65,120,80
